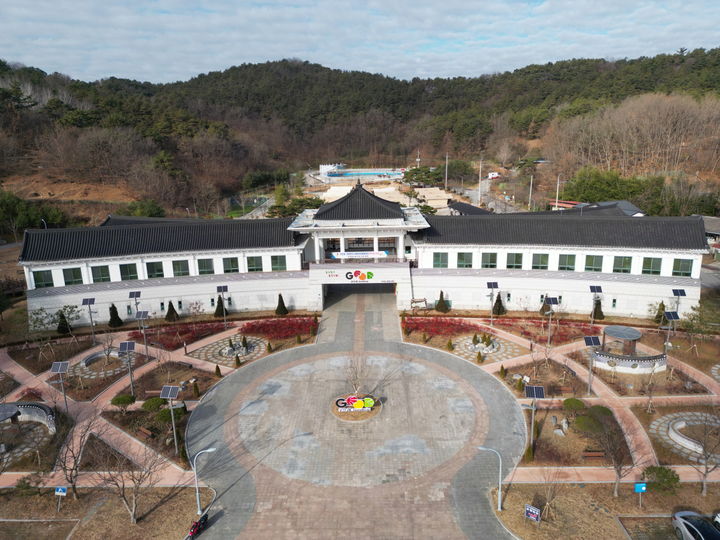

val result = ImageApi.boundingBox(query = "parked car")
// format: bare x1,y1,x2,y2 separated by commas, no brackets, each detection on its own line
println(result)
487,172,500,179
672,511,720,539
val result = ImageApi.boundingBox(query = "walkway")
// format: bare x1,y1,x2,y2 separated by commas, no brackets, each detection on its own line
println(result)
186,288,525,539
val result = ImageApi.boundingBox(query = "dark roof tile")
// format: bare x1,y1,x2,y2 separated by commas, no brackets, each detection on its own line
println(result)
315,184,403,220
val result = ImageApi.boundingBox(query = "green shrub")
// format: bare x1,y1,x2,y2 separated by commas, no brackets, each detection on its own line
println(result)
155,406,186,424
587,405,612,421
642,465,680,494
575,415,602,433
110,394,136,415
446,339,454,351
235,355,241,367
142,397,166,412
266,342,273,353
422,332,428,343
56,310,70,335
499,365,507,378
476,352,484,363
108,303,124,328
523,444,534,462
435,291,449,313
275,294,288,316
492,294,506,316
562,398,586,417
515,377,525,391
296,334,301,344
165,301,179,322
241,335,248,348
192,381,200,398
472,333,479,345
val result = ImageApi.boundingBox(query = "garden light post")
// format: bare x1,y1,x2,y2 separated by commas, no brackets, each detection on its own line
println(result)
160,386,180,457
82,298,96,345
477,445,502,512
217,286,228,329
193,447,217,515
119,342,136,397
51,362,70,415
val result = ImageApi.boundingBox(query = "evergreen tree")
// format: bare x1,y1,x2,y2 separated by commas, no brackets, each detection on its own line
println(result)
165,301,179,322
241,335,248,348
192,381,200,398
56,310,70,335
492,294,506,316
654,301,668,325
214,296,227,318
435,291,449,313
108,303,124,328
215,364,222,377
539,299,551,316
275,294,288,316
592,297,605,321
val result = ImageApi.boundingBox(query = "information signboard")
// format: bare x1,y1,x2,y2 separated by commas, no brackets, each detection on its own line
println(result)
525,504,541,522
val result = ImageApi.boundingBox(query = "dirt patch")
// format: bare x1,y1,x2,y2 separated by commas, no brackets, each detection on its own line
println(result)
0,487,212,540
499,358,586,398
7,339,95,375
0,370,20,398
643,331,720,375
497,483,720,540
79,434,137,471
0,244,22,282
633,404,720,465
2,174,137,204
103,410,190,468
115,361,220,401
0,520,78,539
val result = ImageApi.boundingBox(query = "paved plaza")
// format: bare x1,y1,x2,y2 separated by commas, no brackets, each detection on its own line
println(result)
186,286,526,539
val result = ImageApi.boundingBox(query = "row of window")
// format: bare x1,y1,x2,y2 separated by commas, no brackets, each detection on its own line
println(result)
32,255,288,288
432,252,693,276
123,297,232,316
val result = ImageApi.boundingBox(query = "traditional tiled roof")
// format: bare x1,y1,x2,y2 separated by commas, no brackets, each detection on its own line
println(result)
448,201,491,215
20,218,299,262
100,215,204,227
515,200,644,217
314,183,403,220
419,214,707,250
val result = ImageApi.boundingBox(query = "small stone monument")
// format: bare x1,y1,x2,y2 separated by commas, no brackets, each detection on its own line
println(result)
551,415,558,426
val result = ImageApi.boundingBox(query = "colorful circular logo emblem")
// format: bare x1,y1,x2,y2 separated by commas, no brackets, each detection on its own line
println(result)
345,270,374,281
336,395,376,410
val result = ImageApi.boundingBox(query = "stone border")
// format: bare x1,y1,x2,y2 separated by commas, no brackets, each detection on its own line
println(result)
649,411,720,463
711,364,720,383
188,336,266,367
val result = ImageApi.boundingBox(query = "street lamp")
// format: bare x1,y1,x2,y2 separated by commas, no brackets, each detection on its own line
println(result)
477,445,503,512
192,447,217,515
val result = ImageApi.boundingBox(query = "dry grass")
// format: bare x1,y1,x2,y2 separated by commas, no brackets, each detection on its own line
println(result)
79,435,137,471
497,482,720,540
0,369,20,397
115,361,221,400
7,339,95,375
632,404,720,465
0,243,22,281
591,366,707,397
499,359,586,398
0,487,213,540
643,331,720,374
0,520,78,539
522,409,605,466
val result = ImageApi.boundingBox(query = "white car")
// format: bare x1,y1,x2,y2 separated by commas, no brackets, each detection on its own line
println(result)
672,511,720,539
487,172,500,179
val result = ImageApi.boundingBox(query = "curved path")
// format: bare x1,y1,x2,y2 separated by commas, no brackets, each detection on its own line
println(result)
186,287,525,539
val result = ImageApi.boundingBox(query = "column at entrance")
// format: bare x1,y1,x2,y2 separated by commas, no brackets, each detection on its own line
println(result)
397,234,405,261
373,236,379,252
339,236,346,253
314,235,321,263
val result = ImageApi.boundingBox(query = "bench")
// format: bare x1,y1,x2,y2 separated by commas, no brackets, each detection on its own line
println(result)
559,386,573,394
176,361,193,369
137,427,154,441
144,390,161,398
582,450,606,460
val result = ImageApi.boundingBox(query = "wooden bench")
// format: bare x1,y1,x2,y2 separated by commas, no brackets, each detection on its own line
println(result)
137,427,154,441
582,450,606,460
176,361,193,369
559,386,573,394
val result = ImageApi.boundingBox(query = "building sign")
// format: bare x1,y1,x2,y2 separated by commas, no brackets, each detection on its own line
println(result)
331,251,387,259
345,270,374,281
336,395,376,412
524,504,541,522
634,483,647,493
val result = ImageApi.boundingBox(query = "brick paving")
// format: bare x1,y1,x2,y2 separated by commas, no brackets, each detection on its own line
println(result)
188,335,266,368
451,335,526,364
648,411,720,463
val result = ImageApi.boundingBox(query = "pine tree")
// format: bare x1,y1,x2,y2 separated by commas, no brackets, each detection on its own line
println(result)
435,291,449,313
592,298,605,321
446,339,454,351
215,364,222,377
56,310,70,335
214,296,227,318
192,381,200,398
275,294,288,316
654,301,668,325
472,333,479,345
241,335,248,348
165,301,179,322
108,303,124,328
499,365,507,378
234,355,241,367
492,294,506,316
476,352,484,363
266,342,273,353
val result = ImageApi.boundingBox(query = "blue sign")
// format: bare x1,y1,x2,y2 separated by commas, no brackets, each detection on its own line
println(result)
525,504,541,522
634,483,647,493
55,486,67,497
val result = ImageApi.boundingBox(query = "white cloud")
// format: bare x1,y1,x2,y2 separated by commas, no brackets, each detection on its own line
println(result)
0,0,717,83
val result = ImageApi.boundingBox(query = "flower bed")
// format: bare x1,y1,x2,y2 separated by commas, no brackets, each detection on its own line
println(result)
401,317,484,337
128,322,226,350
240,317,318,340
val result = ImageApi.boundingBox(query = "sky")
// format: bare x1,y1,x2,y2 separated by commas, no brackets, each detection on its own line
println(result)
1,1,718,84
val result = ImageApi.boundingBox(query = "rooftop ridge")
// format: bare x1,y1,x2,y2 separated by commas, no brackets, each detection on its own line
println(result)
314,183,403,220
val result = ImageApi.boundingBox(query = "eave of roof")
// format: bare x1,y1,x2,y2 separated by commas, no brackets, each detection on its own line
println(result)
314,183,403,220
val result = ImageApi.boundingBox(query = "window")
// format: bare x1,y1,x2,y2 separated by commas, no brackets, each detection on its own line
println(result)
433,252,448,268
612,298,617,308
32,270,54,288
172,260,190,277
126,305,132,316
672,258,693,277
585,255,603,272
146,262,164,279
198,259,214,275
160,302,165,312
558,295,563,304
271,255,287,271
91,265,110,283
613,256,632,274
540,294,545,303
63,267,83,285
506,292,511,302
227,297,232,306
223,257,239,274
457,252,473,268
558,254,575,271
177,300,183,310
506,253,523,269
481,253,497,269
119,263,138,281
247,256,263,272
642,257,662,275
210,297,215,307
405,246,412,254
532,254,548,270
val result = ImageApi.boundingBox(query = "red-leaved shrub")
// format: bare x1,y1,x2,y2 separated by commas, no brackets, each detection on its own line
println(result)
128,322,226,350
402,317,485,337
240,317,318,339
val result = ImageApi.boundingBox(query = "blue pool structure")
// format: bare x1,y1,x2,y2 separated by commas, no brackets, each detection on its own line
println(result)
327,170,404,178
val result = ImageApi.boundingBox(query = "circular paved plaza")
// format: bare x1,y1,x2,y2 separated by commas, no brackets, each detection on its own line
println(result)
186,291,525,539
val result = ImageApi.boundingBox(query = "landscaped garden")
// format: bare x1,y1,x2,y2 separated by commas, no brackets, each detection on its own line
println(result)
0,370,19,397
128,321,227,350
1,410,73,472
239,316,318,351
7,338,95,375
498,358,586,398
642,330,720,375
492,318,601,345
116,361,221,401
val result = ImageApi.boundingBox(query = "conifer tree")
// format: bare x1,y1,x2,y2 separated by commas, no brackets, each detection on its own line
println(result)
654,301,667,325
56,310,70,335
592,297,605,321
165,301,179,322
275,294,288,316
108,303,124,328
492,294,506,316
214,296,227,318
435,291,449,313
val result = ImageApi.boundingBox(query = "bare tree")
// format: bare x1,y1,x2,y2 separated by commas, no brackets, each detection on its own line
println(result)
346,354,369,396
56,413,104,500
99,333,116,371
687,410,720,496
592,415,648,497
541,468,566,521
95,446,166,523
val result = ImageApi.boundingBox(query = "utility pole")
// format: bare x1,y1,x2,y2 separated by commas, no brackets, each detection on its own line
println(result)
554,174,560,210
477,158,483,205
444,152,449,190
528,174,533,210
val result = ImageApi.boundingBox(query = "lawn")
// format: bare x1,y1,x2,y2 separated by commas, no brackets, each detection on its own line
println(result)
632,404,720,465
116,361,221,401
0,487,213,540
7,338,95,375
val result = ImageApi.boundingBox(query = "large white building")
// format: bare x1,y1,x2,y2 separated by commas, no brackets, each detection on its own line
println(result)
19,184,706,326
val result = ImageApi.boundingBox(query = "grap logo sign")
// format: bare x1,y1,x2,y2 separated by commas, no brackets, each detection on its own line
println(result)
345,270,374,281
336,395,376,412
